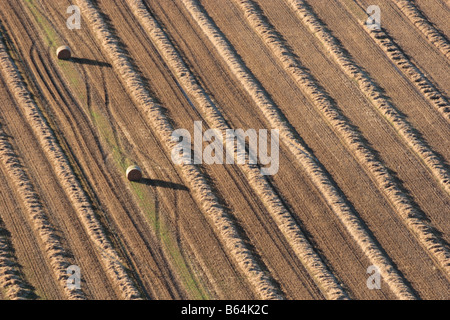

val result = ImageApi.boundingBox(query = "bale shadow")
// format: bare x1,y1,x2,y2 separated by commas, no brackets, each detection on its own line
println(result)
70,57,111,68
138,178,189,191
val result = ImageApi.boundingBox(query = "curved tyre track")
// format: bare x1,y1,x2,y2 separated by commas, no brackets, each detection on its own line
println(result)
9,0,198,299
0,219,34,300
0,25,141,300
75,0,283,300
0,0,447,300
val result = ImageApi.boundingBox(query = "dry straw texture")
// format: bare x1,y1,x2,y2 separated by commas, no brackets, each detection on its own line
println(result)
286,0,450,198
181,0,417,299
76,0,283,300
392,0,450,59
0,224,34,299
126,0,348,300
366,27,450,122
232,0,450,284
0,31,140,300
341,1,449,122
0,125,85,299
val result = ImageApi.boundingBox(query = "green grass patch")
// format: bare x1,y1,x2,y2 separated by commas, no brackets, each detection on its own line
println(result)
23,0,209,299
341,0,369,22
91,108,208,299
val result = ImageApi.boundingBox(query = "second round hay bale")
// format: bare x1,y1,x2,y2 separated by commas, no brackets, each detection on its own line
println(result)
126,165,143,181
56,46,72,60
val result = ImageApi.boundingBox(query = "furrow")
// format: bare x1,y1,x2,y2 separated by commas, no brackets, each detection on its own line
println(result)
180,0,417,300
285,0,450,198
0,124,85,299
0,31,141,300
233,0,450,280
126,0,348,300
75,0,283,300
392,0,450,59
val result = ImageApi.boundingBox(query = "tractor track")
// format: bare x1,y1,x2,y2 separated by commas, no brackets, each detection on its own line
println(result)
0,0,448,300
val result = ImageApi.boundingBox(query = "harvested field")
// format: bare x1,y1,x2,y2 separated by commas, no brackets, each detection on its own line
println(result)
0,0,448,300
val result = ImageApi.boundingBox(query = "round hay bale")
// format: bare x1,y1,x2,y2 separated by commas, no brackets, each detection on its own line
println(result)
126,165,142,182
56,46,72,60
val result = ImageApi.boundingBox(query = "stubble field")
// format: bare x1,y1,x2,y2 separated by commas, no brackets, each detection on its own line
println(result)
0,0,448,300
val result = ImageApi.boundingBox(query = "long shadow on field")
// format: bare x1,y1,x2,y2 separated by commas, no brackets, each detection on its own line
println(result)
138,178,189,191
70,57,111,68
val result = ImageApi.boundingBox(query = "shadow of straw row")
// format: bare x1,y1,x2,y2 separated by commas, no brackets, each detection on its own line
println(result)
75,0,284,300
126,0,349,300
0,25,140,299
181,0,421,299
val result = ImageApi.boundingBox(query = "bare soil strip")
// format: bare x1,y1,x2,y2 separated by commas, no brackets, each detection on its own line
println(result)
75,0,283,300
180,0,417,299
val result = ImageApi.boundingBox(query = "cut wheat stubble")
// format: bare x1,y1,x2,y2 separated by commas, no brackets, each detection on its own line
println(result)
231,0,450,285
0,223,34,300
0,33,141,300
392,0,450,60
343,0,450,123
75,0,284,300
181,0,417,300
286,0,450,195
0,125,86,299
125,0,349,300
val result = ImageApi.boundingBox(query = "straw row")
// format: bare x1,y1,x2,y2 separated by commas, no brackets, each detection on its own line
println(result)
0,124,85,299
232,0,450,279
0,223,34,299
343,0,449,122
0,30,141,300
180,0,416,299
366,23,450,122
285,0,450,197
126,0,348,300
75,0,283,300
392,0,450,59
